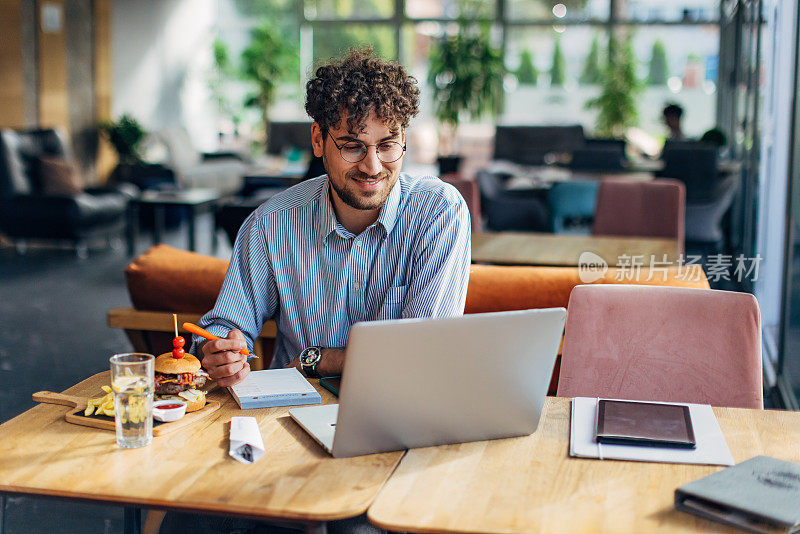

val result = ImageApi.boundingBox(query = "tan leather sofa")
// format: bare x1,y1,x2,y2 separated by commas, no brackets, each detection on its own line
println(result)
108,244,710,394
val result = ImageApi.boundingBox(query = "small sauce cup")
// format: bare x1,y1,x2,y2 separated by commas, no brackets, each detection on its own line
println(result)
153,399,187,422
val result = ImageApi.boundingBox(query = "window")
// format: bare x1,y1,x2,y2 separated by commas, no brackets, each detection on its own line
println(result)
630,25,720,138
311,24,396,63
405,0,496,19
506,0,608,22
502,26,600,126
305,0,394,20
212,0,723,151
616,0,720,23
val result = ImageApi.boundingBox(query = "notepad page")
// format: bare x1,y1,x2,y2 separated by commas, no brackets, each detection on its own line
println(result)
231,368,317,399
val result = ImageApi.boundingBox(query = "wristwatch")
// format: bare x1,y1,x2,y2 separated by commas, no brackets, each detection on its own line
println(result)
300,346,323,378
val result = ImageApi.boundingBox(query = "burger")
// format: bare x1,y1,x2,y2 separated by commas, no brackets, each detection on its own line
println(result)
154,352,210,412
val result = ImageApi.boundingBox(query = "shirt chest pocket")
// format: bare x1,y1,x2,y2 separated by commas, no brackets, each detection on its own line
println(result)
377,284,408,320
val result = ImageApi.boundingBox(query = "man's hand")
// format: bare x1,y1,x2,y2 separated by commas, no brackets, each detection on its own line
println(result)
201,329,251,387
287,347,346,377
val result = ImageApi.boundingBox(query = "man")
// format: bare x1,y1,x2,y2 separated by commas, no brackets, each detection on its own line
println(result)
662,103,685,140
194,47,471,388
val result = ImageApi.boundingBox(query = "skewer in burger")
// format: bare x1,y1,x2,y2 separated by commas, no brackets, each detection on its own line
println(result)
154,346,210,412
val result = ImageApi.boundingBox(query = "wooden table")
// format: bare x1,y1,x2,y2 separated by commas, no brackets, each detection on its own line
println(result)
0,372,402,534
368,396,800,534
128,188,221,255
471,231,681,267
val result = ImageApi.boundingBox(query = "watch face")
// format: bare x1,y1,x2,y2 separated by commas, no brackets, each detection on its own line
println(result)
301,347,321,366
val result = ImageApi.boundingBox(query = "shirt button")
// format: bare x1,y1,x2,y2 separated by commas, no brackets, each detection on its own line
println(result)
353,281,361,289
354,241,362,247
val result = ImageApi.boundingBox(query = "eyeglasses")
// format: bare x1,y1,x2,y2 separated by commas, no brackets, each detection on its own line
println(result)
327,133,406,163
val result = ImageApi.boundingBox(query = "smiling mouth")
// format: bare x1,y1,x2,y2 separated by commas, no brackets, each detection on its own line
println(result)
352,176,384,185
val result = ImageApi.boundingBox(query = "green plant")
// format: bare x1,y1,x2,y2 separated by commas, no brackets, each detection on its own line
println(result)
585,34,642,137
550,39,566,86
579,35,602,85
209,38,242,132
516,49,538,86
240,20,298,147
648,40,669,85
427,11,505,155
99,114,147,164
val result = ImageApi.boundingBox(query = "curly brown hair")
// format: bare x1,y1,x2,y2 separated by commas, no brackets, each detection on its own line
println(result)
305,47,420,136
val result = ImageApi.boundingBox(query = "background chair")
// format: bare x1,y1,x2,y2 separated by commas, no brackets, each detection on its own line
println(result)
557,284,763,408
441,174,482,231
0,128,132,255
493,125,585,166
659,141,721,203
476,170,550,232
266,120,313,155
547,181,599,233
567,146,626,172
592,178,685,253
216,156,326,246
585,137,627,151
684,174,738,253
659,142,738,254
150,126,250,195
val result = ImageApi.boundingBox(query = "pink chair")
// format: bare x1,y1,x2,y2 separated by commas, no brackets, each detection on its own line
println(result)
592,178,686,254
557,285,763,409
442,173,482,231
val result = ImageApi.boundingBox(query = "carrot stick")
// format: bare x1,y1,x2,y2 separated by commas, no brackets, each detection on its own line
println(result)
182,322,258,358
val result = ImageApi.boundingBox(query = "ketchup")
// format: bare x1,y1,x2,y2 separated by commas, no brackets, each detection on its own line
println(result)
157,403,184,410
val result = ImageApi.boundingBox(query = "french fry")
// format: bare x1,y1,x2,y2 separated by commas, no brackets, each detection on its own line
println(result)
85,385,153,423
86,389,115,417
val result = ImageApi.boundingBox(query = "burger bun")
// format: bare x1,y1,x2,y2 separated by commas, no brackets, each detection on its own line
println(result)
155,352,201,374
182,390,206,412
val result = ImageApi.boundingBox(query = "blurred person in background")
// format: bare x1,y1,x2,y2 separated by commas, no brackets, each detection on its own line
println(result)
663,103,685,141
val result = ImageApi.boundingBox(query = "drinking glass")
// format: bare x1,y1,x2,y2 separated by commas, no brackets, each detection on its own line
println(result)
109,353,154,448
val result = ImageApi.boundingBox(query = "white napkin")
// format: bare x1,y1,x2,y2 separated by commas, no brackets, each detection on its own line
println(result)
228,416,265,464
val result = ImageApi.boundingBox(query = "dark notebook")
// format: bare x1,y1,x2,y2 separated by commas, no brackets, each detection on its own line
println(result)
675,455,800,534
595,399,696,449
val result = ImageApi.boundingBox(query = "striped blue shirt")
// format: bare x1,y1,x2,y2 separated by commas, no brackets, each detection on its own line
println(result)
195,173,471,368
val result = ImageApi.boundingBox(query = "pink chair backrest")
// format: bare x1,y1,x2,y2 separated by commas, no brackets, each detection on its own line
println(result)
557,285,763,409
593,178,686,254
442,174,481,231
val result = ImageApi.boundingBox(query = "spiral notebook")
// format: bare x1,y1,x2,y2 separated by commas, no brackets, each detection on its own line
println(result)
229,368,321,409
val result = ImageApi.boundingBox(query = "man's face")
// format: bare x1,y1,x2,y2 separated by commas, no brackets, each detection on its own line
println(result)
311,113,404,216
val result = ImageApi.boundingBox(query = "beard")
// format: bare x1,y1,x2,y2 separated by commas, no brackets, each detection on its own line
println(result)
325,156,394,211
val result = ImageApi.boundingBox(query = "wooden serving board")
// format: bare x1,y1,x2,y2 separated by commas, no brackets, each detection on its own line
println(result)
32,391,221,437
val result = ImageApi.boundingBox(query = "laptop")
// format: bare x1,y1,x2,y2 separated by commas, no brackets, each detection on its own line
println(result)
289,308,566,458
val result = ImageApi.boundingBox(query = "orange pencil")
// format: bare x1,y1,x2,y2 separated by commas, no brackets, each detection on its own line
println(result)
182,322,260,359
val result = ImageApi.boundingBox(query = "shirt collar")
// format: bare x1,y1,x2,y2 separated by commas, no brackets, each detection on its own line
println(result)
375,174,402,235
317,177,342,245
317,174,404,245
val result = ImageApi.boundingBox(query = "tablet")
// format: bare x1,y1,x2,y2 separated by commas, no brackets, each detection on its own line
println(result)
595,399,696,449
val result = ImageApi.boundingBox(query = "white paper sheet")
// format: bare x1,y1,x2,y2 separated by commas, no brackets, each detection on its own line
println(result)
231,368,317,398
569,397,734,466
229,416,265,464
